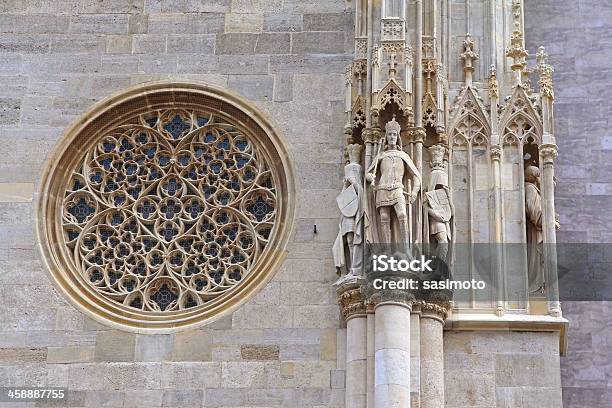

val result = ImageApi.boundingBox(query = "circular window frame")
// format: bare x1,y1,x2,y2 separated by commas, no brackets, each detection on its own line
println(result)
35,81,297,332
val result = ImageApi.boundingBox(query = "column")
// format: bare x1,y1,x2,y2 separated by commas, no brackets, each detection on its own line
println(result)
337,278,368,408
419,301,450,408
366,303,375,408
540,144,561,317
370,290,415,408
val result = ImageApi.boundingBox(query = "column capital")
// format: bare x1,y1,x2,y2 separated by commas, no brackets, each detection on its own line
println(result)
409,126,426,143
490,144,502,161
539,143,558,164
363,127,383,144
336,276,367,320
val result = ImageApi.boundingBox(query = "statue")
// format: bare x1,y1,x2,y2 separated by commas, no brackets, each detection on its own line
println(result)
333,144,365,276
364,116,421,254
424,144,454,277
525,165,544,294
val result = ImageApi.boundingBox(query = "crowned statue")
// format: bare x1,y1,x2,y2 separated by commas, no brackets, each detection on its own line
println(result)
333,144,365,277
365,116,421,255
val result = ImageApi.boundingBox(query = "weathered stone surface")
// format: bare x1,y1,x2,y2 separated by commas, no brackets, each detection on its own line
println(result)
228,74,274,101
148,13,225,34
225,12,263,33
264,13,302,32
240,344,280,360
161,362,221,388
135,335,174,362
291,31,345,54
94,330,136,362
0,98,20,125
171,330,212,361
70,14,129,34
47,346,95,364
0,347,46,363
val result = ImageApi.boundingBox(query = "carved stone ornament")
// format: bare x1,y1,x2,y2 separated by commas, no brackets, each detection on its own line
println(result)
36,82,296,331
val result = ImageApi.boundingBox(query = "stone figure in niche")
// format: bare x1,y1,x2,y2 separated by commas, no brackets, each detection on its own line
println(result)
424,144,454,277
365,116,421,255
525,165,544,294
333,144,365,276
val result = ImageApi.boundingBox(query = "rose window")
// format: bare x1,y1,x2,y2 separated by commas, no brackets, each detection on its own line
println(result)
37,83,296,330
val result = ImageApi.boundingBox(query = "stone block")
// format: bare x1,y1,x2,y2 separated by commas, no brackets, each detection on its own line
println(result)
280,343,320,360
0,34,49,53
81,0,144,13
228,74,274,101
225,13,263,33
221,361,267,388
292,31,346,54
132,34,167,54
232,305,293,328
331,369,345,389
167,34,215,54
0,348,46,363
139,54,178,73
274,258,325,282
0,14,70,33
146,0,230,13
100,55,140,74
128,14,148,34
320,328,337,361
178,55,269,75
283,0,348,13
495,353,561,388
215,33,257,54
280,282,334,305
212,344,242,361
0,98,20,126
161,362,221,389
135,334,173,362
274,73,293,101
70,14,129,34
23,55,101,75
0,54,22,74
303,12,353,31
264,13,303,32
123,390,163,408
47,346,95,364
171,330,212,361
255,32,291,54
161,390,203,408
293,305,340,329
203,388,248,407
240,344,280,360
231,0,282,13
49,34,106,53
444,371,496,407
269,54,352,74
293,73,345,102
94,330,136,362
84,390,125,407
148,13,225,34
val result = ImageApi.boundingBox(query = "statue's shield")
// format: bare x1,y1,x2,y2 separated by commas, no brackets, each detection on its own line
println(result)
426,190,452,222
337,185,358,217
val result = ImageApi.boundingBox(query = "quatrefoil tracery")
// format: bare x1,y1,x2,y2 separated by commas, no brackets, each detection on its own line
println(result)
62,110,277,312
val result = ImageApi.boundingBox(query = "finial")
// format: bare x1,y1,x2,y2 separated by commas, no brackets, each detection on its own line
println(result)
536,46,554,99
461,33,479,86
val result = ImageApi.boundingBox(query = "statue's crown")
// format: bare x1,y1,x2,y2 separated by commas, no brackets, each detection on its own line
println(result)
385,115,401,133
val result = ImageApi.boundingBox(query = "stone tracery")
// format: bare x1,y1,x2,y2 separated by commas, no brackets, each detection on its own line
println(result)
62,109,277,312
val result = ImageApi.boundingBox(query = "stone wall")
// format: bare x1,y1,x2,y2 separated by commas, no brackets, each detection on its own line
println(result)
444,331,562,407
0,1,352,407
0,0,607,407
525,1,612,406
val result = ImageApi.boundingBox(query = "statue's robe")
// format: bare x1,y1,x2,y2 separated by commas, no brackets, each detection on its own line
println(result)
332,176,365,274
363,147,421,253
525,181,544,293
